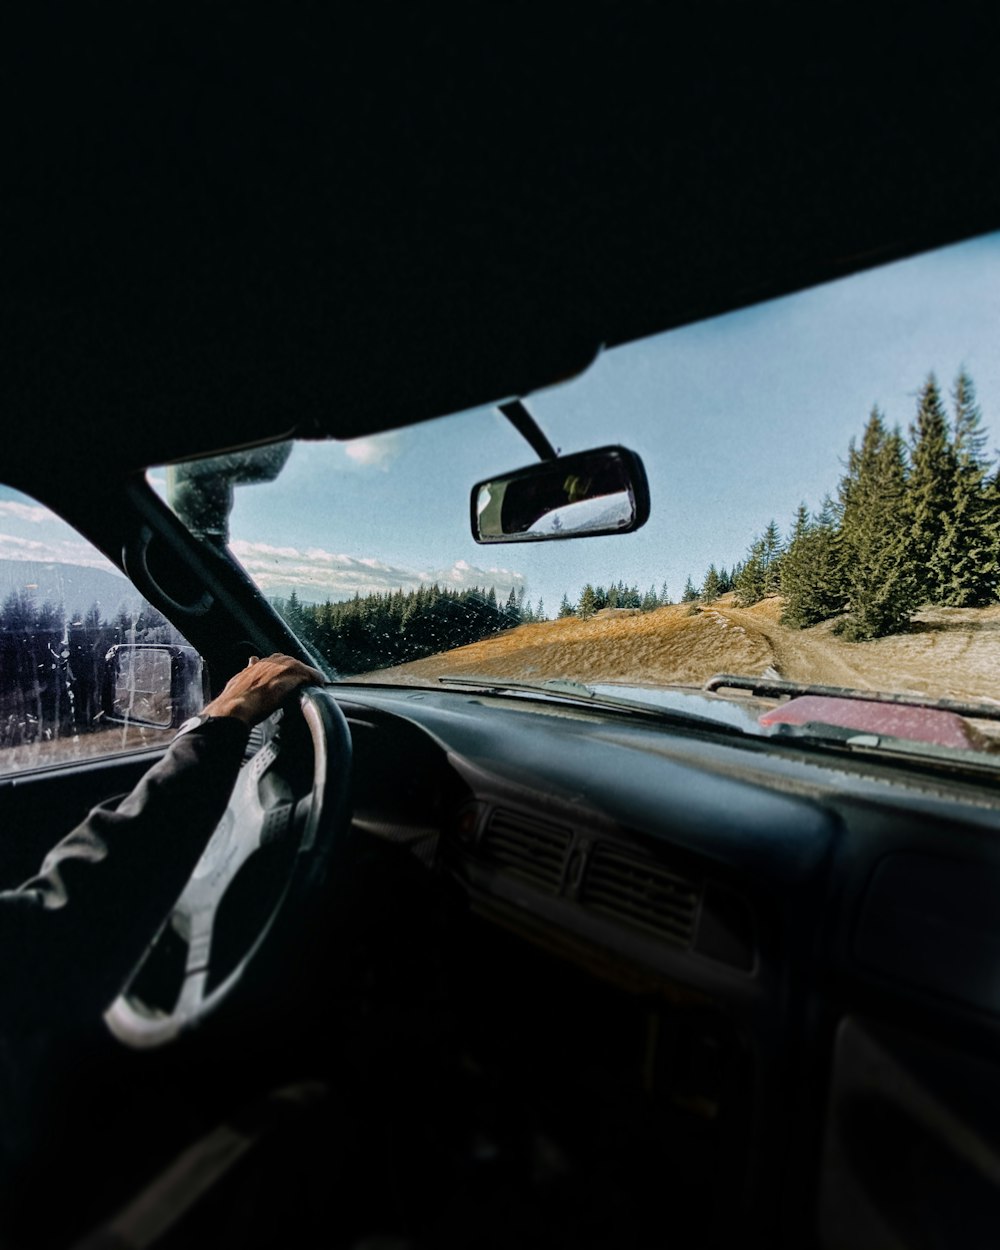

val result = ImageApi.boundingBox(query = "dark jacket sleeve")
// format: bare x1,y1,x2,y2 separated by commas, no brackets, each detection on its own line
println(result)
0,717,250,1030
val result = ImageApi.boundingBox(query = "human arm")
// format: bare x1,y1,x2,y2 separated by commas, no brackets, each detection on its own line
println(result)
0,654,322,1029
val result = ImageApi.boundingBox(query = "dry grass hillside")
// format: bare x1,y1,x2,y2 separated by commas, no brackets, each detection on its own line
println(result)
366,593,1000,707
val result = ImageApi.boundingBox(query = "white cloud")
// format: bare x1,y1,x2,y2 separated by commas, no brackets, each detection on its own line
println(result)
343,431,403,470
0,531,120,572
229,538,525,602
231,539,311,562
0,501,56,525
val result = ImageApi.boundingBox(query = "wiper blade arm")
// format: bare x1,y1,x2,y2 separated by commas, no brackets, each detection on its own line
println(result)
705,673,1000,724
436,674,750,734
770,720,1000,773
438,674,595,698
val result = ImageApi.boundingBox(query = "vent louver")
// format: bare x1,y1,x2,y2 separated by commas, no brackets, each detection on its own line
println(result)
581,844,699,946
480,809,571,891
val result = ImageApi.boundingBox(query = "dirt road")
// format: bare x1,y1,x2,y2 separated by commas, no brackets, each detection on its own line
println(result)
710,602,872,690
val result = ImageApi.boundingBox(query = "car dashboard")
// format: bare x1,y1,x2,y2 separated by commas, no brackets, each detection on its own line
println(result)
326,683,1000,1249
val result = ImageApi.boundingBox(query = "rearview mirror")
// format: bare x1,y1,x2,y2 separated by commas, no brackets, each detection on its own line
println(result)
472,446,649,543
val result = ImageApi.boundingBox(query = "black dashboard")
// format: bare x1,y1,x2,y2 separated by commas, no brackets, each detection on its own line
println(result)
333,684,1000,1249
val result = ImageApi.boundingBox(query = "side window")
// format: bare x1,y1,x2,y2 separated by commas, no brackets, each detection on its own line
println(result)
0,486,204,775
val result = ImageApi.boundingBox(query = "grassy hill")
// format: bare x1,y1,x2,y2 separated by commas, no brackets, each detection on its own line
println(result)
364,593,1000,708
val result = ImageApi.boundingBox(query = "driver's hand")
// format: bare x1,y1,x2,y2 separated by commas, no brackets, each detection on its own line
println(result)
201,653,325,726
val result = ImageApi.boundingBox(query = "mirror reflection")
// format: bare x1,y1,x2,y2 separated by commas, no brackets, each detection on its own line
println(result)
473,446,649,544
112,647,173,727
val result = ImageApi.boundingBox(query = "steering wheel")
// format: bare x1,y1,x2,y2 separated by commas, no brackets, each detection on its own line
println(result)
104,686,352,1048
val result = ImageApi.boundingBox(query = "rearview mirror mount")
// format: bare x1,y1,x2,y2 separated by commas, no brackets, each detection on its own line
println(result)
471,446,650,543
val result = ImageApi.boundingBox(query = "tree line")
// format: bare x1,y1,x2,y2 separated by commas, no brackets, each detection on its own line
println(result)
683,370,1000,640
0,591,177,744
274,576,685,674
273,583,530,675
556,580,673,619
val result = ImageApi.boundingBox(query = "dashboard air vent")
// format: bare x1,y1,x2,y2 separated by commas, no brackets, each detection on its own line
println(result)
581,844,699,946
480,808,572,891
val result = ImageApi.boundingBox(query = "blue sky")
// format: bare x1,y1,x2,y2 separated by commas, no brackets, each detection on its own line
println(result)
3,231,1000,616
221,230,1000,612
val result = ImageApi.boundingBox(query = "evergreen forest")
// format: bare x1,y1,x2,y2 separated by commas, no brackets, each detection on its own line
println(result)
678,370,1000,640
272,583,533,676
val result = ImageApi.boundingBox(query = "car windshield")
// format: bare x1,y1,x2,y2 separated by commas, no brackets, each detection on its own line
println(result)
154,233,1000,765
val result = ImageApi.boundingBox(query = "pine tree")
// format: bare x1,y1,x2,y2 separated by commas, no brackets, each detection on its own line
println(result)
681,575,699,603
839,411,920,640
701,564,722,603
991,471,1000,601
2,590,36,632
908,374,958,603
558,593,576,618
35,601,63,633
733,522,784,607
284,589,305,633
780,498,846,627
578,584,597,618
733,537,766,606
114,603,136,641
953,368,989,463
659,580,672,606
760,519,784,595
934,370,1000,606
789,502,811,547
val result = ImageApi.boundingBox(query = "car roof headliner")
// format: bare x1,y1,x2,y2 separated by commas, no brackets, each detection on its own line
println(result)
4,8,1000,498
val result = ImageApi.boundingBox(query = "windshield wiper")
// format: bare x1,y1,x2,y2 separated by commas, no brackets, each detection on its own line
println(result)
435,674,750,734
704,673,1000,724
766,720,1000,775
441,675,596,698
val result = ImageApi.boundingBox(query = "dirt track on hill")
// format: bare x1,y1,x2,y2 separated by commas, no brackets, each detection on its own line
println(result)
712,603,872,690
364,594,1000,707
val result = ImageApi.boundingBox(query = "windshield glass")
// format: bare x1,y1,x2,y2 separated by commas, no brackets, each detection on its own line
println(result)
153,234,1000,762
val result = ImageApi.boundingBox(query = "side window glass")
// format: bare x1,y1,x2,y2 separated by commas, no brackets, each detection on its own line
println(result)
0,486,203,775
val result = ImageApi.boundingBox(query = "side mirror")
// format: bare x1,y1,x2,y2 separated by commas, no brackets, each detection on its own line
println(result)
472,445,650,543
103,644,205,729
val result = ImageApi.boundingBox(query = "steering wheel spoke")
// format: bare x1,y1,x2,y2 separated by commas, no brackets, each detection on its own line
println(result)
176,969,209,1021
